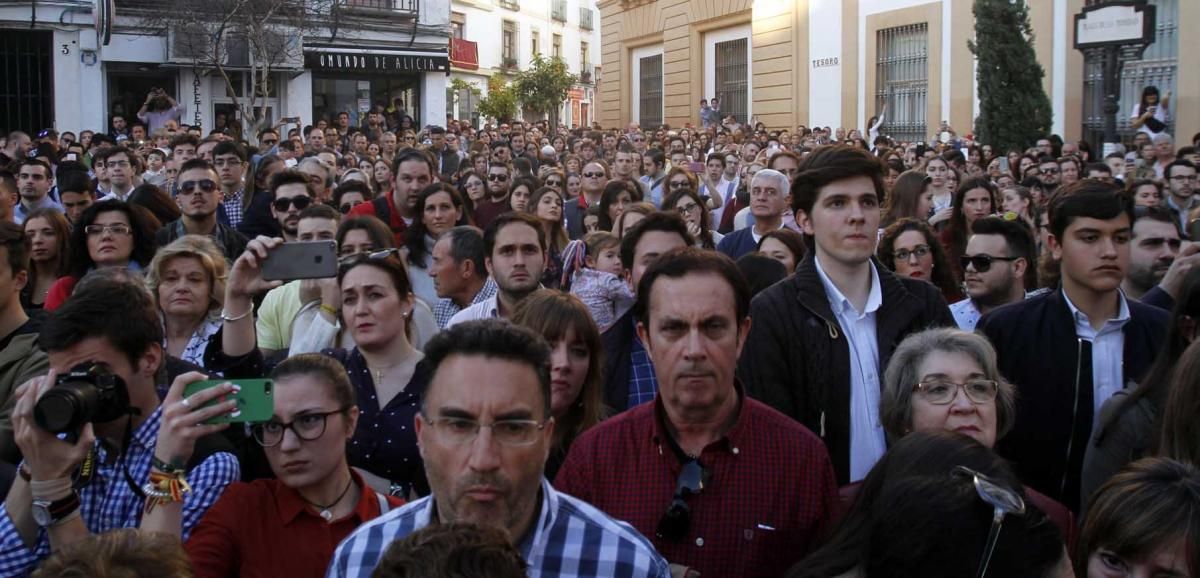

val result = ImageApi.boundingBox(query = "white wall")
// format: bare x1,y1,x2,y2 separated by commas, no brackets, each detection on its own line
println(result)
53,29,105,132
809,0,842,128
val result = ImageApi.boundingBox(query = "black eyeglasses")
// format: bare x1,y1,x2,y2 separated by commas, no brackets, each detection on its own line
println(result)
952,466,1026,578
252,407,349,447
893,245,930,261
960,254,1020,273
583,171,605,178
655,458,709,542
273,196,313,211
179,179,217,195
488,174,509,182
545,180,562,187
668,180,691,190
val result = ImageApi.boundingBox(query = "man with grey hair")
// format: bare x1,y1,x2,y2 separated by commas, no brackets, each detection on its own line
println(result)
1152,132,1176,180
430,226,498,328
717,168,790,260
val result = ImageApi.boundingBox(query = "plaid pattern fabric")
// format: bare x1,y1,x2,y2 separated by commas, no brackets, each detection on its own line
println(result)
433,277,498,328
326,479,670,578
555,393,838,578
627,328,659,408
0,408,240,576
222,190,245,230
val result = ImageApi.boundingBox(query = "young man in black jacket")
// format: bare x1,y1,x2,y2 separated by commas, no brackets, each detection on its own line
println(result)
738,145,954,484
979,179,1168,512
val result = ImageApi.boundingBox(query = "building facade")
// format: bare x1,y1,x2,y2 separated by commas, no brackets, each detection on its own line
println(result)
598,0,1198,143
448,0,602,128
0,0,451,137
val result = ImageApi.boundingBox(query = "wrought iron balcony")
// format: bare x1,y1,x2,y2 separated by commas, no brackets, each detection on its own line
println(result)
339,0,417,15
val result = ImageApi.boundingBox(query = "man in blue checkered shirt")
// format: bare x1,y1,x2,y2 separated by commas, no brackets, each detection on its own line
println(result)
0,271,238,577
328,320,668,578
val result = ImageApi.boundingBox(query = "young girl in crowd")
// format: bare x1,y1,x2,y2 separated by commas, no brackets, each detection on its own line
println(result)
560,231,635,332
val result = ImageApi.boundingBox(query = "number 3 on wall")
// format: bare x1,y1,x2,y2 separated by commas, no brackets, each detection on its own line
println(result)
61,44,70,55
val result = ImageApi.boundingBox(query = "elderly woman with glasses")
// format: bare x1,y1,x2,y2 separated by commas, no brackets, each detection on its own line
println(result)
222,237,433,499
183,354,404,578
875,327,1076,546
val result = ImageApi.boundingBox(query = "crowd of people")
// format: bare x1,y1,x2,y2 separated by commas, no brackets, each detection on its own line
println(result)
0,83,1197,577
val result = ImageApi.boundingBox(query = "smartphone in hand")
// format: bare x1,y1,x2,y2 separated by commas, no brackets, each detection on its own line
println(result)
261,241,338,281
183,379,274,424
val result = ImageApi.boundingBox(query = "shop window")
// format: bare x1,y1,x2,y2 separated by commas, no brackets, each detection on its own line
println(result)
875,23,929,144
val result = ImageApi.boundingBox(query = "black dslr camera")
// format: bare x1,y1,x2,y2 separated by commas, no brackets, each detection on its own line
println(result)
34,363,132,436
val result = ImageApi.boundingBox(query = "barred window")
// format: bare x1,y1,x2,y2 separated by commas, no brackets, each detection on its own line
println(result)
875,23,929,143
714,38,748,125
638,54,663,128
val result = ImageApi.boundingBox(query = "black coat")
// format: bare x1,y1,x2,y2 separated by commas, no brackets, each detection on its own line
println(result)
737,255,955,484
600,308,639,413
978,289,1167,511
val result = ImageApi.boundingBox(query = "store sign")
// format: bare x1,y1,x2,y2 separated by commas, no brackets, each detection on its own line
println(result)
305,51,450,73
1075,3,1156,49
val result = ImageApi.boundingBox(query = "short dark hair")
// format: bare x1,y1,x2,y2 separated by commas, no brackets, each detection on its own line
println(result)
643,148,665,170
298,203,341,223
371,522,527,578
56,170,93,196
269,169,316,198
790,145,885,217
39,268,163,369
169,133,200,151
705,152,726,168
618,211,694,271
1048,179,1134,240
443,226,487,277
483,212,546,258
392,147,436,177
429,125,446,136
736,252,787,298
1084,162,1112,176
16,158,51,178
1131,205,1182,238
211,141,246,162
635,247,750,326
334,180,373,208
0,221,29,276
970,216,1036,277
178,158,217,177
1165,159,1197,180
422,319,552,417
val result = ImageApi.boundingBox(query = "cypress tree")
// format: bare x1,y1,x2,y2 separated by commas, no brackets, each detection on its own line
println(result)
969,0,1053,151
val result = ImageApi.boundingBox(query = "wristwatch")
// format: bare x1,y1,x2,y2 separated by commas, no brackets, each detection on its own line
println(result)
31,492,81,527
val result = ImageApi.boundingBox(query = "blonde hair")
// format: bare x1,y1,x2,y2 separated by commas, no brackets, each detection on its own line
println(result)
145,235,228,315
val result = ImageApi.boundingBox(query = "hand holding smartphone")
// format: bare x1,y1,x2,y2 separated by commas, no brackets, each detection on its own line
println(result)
183,379,274,424
262,241,338,281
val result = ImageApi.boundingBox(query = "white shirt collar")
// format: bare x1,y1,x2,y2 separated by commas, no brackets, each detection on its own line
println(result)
1061,287,1131,335
814,254,883,318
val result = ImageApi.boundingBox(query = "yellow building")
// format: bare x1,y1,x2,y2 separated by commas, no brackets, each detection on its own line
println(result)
597,0,1197,144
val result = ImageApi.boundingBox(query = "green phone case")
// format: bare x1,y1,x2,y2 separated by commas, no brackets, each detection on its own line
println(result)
183,379,274,424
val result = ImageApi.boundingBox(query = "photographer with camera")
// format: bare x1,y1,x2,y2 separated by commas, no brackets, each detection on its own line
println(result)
0,273,240,576
138,87,182,135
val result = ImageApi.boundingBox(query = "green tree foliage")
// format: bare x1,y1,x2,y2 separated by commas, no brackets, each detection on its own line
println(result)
969,0,1053,152
478,76,519,123
512,54,578,129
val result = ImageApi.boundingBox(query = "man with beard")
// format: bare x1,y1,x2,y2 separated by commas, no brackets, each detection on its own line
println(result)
949,216,1036,331
447,213,545,326
13,160,61,225
154,159,248,261
1121,206,1180,301
327,319,668,578
268,170,315,242
471,163,512,231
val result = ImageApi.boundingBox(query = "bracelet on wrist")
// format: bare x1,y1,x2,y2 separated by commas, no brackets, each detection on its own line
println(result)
221,306,253,322
142,470,191,514
151,455,185,475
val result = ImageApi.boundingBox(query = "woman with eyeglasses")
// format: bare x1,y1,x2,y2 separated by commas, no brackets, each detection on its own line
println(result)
1075,458,1198,578
510,290,606,481
183,354,404,578
21,207,70,313
223,236,432,498
403,183,468,307
877,218,962,302
44,200,157,311
788,431,1070,578
662,187,723,249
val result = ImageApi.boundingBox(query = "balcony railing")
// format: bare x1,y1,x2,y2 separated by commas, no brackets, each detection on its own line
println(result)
450,38,479,70
551,0,566,21
579,7,594,30
497,0,518,10
339,0,418,14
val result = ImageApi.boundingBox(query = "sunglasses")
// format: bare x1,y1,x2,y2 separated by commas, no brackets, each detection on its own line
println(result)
583,171,605,178
488,174,509,182
545,180,562,186
273,196,313,211
655,458,709,542
179,179,218,195
952,466,1025,578
338,247,400,270
960,254,1020,273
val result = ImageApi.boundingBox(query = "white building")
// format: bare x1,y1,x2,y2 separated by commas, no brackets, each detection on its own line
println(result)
448,0,601,128
0,0,451,136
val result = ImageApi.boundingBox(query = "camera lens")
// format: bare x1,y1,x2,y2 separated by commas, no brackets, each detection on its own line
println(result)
34,380,100,434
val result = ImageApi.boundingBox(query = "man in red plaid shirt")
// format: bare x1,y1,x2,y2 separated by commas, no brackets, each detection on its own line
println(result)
555,247,838,578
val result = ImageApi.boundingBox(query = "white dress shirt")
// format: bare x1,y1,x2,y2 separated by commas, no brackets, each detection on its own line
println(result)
1061,289,1131,429
814,255,887,482
445,293,499,328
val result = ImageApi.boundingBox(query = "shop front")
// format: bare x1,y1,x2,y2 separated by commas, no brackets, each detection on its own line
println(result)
304,48,449,130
